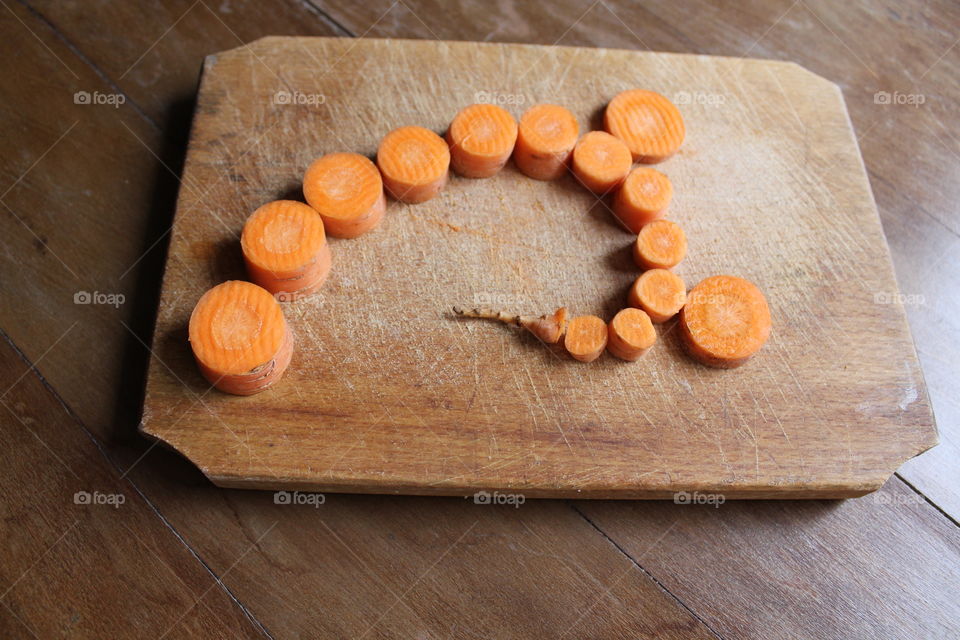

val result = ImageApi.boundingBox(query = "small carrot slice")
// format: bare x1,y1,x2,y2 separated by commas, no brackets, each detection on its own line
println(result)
564,315,608,362
628,268,686,323
614,167,673,233
571,131,633,194
607,308,656,361
377,126,450,203
188,280,294,395
604,89,685,163
513,104,579,181
303,152,385,238
446,104,518,178
241,200,331,300
633,219,686,270
680,275,771,368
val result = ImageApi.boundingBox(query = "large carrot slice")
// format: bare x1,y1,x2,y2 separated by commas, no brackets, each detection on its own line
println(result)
680,275,771,368
614,167,673,233
513,104,579,181
607,307,656,361
571,131,633,194
604,89,685,163
628,268,686,323
241,200,331,300
564,315,608,362
633,219,686,270
303,152,385,238
188,280,294,395
377,125,450,203
446,104,518,178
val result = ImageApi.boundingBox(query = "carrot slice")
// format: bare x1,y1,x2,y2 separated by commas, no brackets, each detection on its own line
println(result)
188,280,294,395
446,104,518,178
633,219,686,270
241,200,331,300
303,152,385,238
604,89,685,163
628,268,686,323
571,131,633,194
614,167,673,233
513,104,579,181
377,125,450,203
607,307,656,361
564,315,608,362
680,275,771,368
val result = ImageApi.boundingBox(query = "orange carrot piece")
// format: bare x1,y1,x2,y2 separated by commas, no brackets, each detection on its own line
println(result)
614,167,673,233
680,275,771,368
303,152,385,238
633,219,687,270
571,131,633,194
604,89,685,163
241,200,331,300
453,306,568,344
188,280,294,395
446,104,518,178
564,315,608,362
607,308,656,361
513,104,579,181
377,125,450,203
628,268,686,323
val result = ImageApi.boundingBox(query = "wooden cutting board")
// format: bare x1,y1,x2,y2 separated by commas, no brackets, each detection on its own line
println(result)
140,37,938,499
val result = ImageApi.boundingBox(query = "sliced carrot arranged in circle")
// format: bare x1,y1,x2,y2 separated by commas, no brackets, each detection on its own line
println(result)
633,219,687,270
614,167,673,233
241,200,331,300
607,307,656,361
680,275,771,368
303,152,385,238
377,125,450,204
628,268,686,323
514,104,580,181
189,280,294,395
564,315,608,362
446,104,518,178
605,89,685,164
571,131,633,194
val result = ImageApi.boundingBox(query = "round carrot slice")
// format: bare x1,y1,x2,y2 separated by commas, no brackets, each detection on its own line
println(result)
680,275,771,368
571,131,633,194
607,308,656,361
303,152,385,238
513,104,579,181
628,269,686,323
188,280,294,394
633,219,686,270
604,89,685,163
241,200,331,300
377,125,450,204
614,167,673,233
447,104,518,178
564,315,608,362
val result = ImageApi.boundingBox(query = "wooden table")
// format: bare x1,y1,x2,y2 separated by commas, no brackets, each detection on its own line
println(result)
1,1,957,637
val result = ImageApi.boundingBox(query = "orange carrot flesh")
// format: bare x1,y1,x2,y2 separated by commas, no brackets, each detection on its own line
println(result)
633,219,687,270
513,104,580,181
607,307,656,361
241,200,331,299
303,152,385,238
571,131,633,194
564,315,608,362
628,268,686,323
447,104,518,178
188,280,293,395
377,125,450,203
604,89,685,163
680,275,771,368
614,167,673,233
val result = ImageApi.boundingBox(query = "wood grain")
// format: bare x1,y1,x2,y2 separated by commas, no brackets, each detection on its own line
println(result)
141,37,936,498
